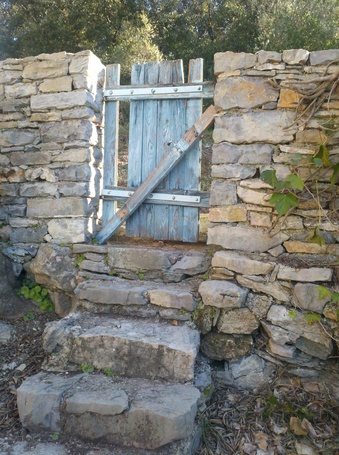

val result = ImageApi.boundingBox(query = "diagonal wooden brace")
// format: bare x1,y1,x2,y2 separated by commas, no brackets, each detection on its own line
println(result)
96,104,217,244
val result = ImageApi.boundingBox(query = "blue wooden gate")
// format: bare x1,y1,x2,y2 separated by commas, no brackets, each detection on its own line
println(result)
100,59,213,243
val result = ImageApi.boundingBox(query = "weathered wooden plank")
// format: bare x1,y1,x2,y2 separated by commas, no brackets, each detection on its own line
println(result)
102,64,120,227
96,105,216,244
152,61,175,240
138,61,160,238
168,60,186,241
125,63,145,237
182,58,203,242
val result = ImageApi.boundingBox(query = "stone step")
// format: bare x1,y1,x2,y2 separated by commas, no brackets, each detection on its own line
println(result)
74,278,200,320
73,243,210,283
17,372,201,451
43,313,200,383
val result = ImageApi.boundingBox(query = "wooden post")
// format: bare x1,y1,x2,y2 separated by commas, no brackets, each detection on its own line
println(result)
102,64,120,227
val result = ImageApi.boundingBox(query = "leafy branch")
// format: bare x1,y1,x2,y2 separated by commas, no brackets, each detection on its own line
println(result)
260,143,339,242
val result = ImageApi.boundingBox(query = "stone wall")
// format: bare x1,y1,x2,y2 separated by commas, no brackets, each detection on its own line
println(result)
0,50,105,265
198,49,339,379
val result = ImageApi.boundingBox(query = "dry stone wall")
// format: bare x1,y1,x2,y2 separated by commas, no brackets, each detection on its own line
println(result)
0,50,105,265
199,49,339,379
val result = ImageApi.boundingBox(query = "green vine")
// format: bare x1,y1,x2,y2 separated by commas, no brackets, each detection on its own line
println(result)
260,142,338,244
17,278,54,312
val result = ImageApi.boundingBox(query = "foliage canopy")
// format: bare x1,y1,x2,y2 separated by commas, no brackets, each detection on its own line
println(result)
0,0,338,77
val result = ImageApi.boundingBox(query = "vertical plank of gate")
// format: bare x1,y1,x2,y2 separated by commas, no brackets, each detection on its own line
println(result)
102,64,120,227
153,60,174,239
125,63,145,237
167,60,186,241
138,61,160,238
182,58,203,242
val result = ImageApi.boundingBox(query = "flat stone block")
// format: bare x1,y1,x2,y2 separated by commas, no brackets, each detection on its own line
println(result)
23,61,68,79
39,76,73,93
40,120,98,145
199,280,248,309
31,90,96,111
43,314,200,383
212,142,273,165
212,251,274,275
63,375,200,450
108,246,172,271
75,279,148,306
215,76,278,109
310,49,339,66
217,308,259,334
10,151,51,166
27,197,93,217
282,49,309,65
209,180,237,206
214,52,256,75
17,372,83,432
149,288,195,311
10,226,48,243
0,129,38,147
208,205,247,223
48,218,92,243
207,225,289,253
211,164,256,179
5,83,37,98
213,111,296,144
277,265,333,282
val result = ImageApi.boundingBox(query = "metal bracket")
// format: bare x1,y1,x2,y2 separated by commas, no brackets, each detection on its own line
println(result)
102,188,201,204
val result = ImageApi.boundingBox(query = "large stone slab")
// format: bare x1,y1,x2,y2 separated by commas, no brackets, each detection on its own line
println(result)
208,225,289,253
148,288,196,311
43,314,200,382
106,246,210,281
266,305,333,360
25,243,77,294
75,279,149,306
40,120,97,144
23,60,68,79
27,197,93,217
212,142,273,165
277,265,333,282
17,373,83,432
199,280,248,309
212,251,274,275
310,49,339,66
47,218,92,243
18,373,200,450
215,77,278,109
214,52,256,75
31,90,96,111
213,111,296,144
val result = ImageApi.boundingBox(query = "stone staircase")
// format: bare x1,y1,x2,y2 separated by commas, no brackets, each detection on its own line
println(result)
17,242,212,454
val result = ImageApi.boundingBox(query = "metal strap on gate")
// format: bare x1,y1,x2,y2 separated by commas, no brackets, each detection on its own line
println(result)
104,83,213,100
102,188,201,203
